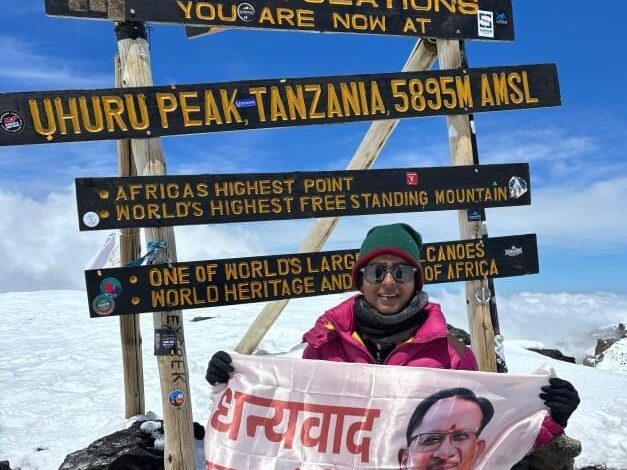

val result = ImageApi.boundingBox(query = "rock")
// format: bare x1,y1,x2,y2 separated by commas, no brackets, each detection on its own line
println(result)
191,316,214,322
578,466,625,470
0,461,13,470
447,324,471,345
58,420,164,470
584,323,626,368
596,338,619,357
510,434,581,470
527,348,576,364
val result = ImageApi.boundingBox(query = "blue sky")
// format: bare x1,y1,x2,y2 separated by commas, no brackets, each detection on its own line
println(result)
0,1,626,294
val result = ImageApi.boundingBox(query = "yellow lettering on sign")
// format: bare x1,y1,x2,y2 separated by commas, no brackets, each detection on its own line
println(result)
249,87,268,121
446,259,499,280
306,84,325,119
101,96,128,132
203,90,223,125
78,96,104,133
286,85,307,120
179,91,202,126
340,82,361,116
270,86,289,122
53,97,81,135
480,74,495,107
156,92,178,128
522,71,539,104
125,94,150,130
220,89,243,124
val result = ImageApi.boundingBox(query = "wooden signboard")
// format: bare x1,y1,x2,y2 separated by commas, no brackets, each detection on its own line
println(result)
0,64,560,147
45,0,515,41
76,163,531,230
85,234,539,317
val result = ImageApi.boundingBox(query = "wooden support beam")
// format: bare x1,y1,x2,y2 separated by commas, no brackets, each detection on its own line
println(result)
115,53,145,419
116,23,195,468
235,39,438,354
436,39,497,372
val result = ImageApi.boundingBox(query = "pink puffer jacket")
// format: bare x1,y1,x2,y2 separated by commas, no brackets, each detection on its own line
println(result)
302,294,563,448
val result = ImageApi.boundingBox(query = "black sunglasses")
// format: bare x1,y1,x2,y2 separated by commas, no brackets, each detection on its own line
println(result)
360,263,417,284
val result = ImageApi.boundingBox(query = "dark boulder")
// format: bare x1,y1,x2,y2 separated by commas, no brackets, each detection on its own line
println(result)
528,348,577,364
58,421,164,470
584,323,626,367
0,461,13,470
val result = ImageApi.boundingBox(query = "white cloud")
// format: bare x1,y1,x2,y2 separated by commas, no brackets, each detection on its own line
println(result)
0,35,111,90
487,176,627,251
0,187,264,292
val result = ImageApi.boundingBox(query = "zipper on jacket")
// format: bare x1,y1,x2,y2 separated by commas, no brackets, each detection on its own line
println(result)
374,343,384,365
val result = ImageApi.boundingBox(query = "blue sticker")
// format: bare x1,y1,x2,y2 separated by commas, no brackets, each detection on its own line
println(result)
467,209,482,222
100,277,122,297
235,97,257,108
92,294,116,316
168,390,186,408
495,12,509,25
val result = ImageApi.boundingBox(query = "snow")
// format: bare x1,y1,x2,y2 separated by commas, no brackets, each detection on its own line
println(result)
0,289,626,469
596,339,627,375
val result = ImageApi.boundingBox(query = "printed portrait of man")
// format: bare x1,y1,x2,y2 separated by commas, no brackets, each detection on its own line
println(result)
398,388,494,470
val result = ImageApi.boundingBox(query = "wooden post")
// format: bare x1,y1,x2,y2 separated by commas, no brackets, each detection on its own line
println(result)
436,39,497,372
235,39,438,354
115,53,145,418
116,22,195,468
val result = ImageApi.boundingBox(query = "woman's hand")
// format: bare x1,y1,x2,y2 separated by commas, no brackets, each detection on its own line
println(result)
540,377,580,427
206,350,234,385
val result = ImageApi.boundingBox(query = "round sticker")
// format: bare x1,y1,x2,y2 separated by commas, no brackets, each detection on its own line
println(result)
168,390,186,408
92,294,116,316
474,287,492,305
0,111,24,134
237,3,256,22
100,277,122,297
83,211,100,228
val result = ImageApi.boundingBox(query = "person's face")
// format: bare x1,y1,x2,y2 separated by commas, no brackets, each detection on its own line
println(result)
399,397,486,470
360,254,415,315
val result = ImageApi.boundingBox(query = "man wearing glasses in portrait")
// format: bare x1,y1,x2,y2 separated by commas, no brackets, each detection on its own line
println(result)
398,388,494,470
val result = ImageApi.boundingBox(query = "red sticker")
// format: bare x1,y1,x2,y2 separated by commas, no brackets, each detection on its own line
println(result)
406,172,418,186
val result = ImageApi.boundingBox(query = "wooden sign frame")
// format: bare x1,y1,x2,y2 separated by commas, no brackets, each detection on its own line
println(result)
0,64,560,147
85,234,539,317
76,163,531,230
45,0,515,41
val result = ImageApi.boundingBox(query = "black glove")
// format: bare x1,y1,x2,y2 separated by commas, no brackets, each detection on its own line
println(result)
206,350,234,385
540,377,580,427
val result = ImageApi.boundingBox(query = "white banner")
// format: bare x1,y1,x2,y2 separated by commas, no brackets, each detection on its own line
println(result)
204,354,550,470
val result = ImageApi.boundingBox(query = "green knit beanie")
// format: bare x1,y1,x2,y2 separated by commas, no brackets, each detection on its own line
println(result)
351,223,424,290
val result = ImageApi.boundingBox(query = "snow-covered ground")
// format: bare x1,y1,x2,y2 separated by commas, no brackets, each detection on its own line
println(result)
0,289,626,469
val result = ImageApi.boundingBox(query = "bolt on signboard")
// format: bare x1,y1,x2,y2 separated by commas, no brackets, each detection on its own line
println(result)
0,65,560,147
75,163,531,230
45,0,515,41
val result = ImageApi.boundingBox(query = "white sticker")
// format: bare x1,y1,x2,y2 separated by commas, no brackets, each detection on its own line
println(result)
83,211,100,228
478,10,495,38
237,3,256,22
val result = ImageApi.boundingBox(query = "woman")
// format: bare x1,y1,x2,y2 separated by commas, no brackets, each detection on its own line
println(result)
207,223,579,448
